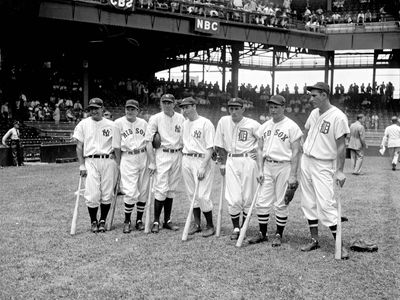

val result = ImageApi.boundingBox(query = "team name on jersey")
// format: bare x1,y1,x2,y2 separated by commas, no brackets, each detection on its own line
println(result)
122,128,145,139
263,129,289,142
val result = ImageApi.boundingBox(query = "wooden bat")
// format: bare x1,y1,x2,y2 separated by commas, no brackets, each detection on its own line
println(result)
70,176,83,235
182,181,200,241
216,176,225,237
236,183,261,248
106,173,121,231
144,176,154,233
335,187,342,260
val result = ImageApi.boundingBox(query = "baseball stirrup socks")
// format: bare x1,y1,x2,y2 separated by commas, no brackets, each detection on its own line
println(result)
329,225,337,239
203,210,213,227
153,199,164,223
136,202,146,221
164,198,173,223
100,203,111,221
308,219,319,240
257,214,269,236
276,216,287,236
88,207,98,223
124,203,135,223
193,208,201,225
230,213,240,229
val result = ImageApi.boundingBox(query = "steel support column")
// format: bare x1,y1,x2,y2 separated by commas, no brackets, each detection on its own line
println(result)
272,48,276,96
83,59,89,108
221,45,226,92
372,50,377,90
186,53,190,87
231,43,240,98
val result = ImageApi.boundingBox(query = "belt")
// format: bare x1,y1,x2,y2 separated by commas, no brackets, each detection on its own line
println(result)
265,158,285,164
183,153,204,158
86,154,112,159
125,148,146,155
228,153,250,157
162,148,182,153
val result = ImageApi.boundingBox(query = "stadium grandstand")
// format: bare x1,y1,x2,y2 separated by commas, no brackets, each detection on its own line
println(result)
0,0,399,165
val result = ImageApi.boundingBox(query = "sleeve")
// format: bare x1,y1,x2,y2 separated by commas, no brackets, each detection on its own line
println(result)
112,120,121,149
2,129,12,144
144,115,158,142
204,120,215,149
334,114,350,140
252,120,260,138
255,123,264,139
290,123,303,143
214,119,224,148
72,121,84,143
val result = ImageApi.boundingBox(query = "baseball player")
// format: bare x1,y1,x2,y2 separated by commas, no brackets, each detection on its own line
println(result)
2,120,24,166
214,97,261,240
348,114,367,175
73,97,118,233
249,95,303,246
300,82,350,259
113,99,149,233
180,97,216,237
145,94,185,233
380,116,400,171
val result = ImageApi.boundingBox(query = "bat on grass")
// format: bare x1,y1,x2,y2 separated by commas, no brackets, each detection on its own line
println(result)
106,173,121,231
216,176,225,237
144,176,154,233
335,187,343,260
182,181,200,241
70,176,83,235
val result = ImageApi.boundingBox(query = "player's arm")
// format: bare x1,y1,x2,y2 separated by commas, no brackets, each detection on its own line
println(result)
256,138,264,183
145,117,157,175
112,124,121,167
335,134,347,187
288,138,301,185
2,129,12,147
76,140,87,177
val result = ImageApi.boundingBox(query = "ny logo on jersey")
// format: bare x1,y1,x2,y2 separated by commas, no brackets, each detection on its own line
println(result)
193,130,202,139
102,129,111,137
175,125,181,133
320,121,330,134
238,129,248,141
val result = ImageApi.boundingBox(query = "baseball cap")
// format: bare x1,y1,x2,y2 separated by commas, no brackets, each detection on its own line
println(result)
88,97,103,108
267,95,286,106
391,116,398,122
306,82,330,94
227,98,244,107
125,99,139,109
161,94,175,102
13,120,20,125
179,97,197,107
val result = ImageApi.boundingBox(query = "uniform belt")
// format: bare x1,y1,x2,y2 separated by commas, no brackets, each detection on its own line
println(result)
162,148,182,153
265,158,285,164
183,153,204,158
228,153,249,157
86,154,112,159
125,148,146,155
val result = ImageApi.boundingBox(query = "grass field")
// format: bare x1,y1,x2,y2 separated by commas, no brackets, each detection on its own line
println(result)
0,156,399,299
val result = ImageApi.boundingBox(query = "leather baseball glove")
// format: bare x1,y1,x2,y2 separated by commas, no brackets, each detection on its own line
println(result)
349,239,378,252
152,132,161,149
284,181,298,205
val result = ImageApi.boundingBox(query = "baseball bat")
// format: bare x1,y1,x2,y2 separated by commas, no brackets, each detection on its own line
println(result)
106,173,120,231
70,176,83,235
236,183,261,248
216,176,225,237
335,187,342,260
144,176,154,233
182,181,200,241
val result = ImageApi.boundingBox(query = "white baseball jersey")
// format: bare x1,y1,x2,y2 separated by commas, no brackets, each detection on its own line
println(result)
214,116,260,154
145,111,185,149
303,106,349,160
113,116,148,151
381,124,400,148
73,117,115,156
257,117,303,161
182,116,215,154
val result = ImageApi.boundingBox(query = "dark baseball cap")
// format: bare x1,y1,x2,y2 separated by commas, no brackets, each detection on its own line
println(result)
179,97,197,107
227,98,244,107
306,82,330,94
161,94,175,102
88,97,103,108
125,99,139,109
267,95,286,106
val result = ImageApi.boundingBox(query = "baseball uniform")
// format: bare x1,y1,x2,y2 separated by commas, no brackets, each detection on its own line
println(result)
381,120,400,169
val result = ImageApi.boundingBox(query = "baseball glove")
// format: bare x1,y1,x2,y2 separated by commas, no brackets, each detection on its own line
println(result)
284,181,299,205
215,146,227,165
152,132,161,149
349,239,378,252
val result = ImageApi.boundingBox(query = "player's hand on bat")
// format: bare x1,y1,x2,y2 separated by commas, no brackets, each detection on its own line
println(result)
335,170,346,187
79,165,87,177
288,175,297,186
256,171,264,184
148,162,156,176
219,165,226,176
197,166,206,181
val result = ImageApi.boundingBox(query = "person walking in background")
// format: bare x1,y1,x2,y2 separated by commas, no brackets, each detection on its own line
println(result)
348,114,367,175
53,104,60,125
380,116,400,171
2,120,24,166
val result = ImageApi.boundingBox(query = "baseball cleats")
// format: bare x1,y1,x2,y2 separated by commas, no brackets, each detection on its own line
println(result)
230,228,240,240
392,163,396,171
91,221,98,233
248,232,268,244
135,220,145,231
163,221,179,231
123,222,131,234
151,222,159,233
188,223,202,235
271,233,282,247
98,220,106,233
301,238,320,251
202,226,215,238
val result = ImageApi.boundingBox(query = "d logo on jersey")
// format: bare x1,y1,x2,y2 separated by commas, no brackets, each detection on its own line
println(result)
175,125,181,133
238,130,248,141
320,121,330,134
103,129,111,137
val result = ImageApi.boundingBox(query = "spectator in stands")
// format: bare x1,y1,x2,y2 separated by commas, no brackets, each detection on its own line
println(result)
53,104,60,125
332,11,341,23
1,101,9,120
66,108,77,123
294,83,299,95
379,6,387,22
371,111,379,130
357,11,365,25
43,103,52,121
28,107,36,121
2,120,24,166
365,10,372,22
37,106,45,122
104,110,113,120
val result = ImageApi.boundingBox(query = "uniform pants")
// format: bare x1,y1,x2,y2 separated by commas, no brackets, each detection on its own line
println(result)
256,161,290,218
182,155,214,212
84,158,118,208
225,156,258,216
349,149,364,174
388,147,400,165
10,140,23,166
300,155,337,227
120,152,149,205
154,149,182,200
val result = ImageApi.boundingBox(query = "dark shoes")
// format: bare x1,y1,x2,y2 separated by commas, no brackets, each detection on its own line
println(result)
230,228,240,240
202,226,215,238
98,220,106,233
135,220,145,231
248,231,268,244
301,238,320,251
163,221,179,231
151,222,159,233
123,222,131,234
392,163,396,171
91,221,98,233
188,224,202,235
271,233,282,247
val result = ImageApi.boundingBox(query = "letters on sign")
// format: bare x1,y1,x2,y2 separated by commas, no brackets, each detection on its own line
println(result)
194,18,219,34
109,0,133,10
